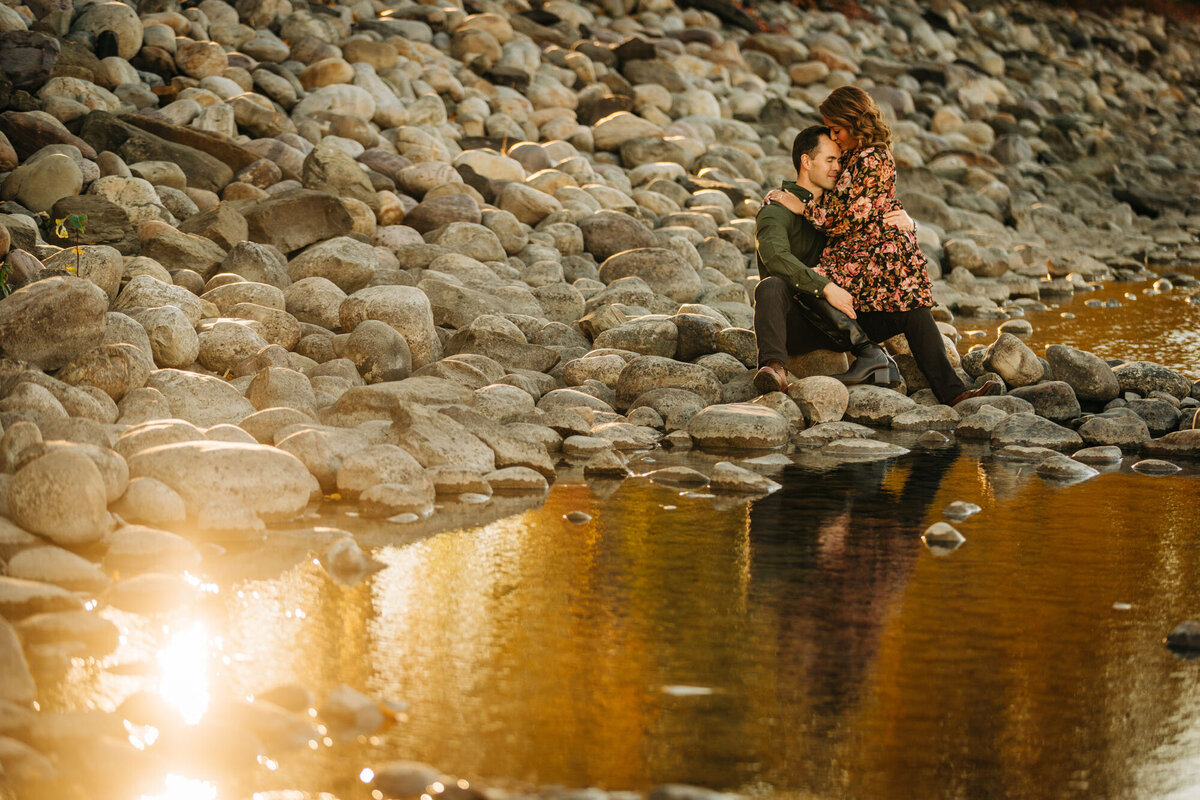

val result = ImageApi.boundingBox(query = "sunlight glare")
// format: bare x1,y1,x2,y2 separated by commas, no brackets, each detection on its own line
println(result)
124,720,159,751
139,774,217,800
157,622,211,725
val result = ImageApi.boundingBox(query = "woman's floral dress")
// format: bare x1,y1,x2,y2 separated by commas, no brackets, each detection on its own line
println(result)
801,145,934,313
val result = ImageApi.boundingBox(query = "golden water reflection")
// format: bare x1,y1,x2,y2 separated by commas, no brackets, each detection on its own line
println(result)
138,774,218,800
953,276,1200,375
156,622,210,725
47,452,1200,800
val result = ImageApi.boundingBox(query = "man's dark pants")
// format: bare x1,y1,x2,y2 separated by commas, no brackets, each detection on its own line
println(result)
753,276,969,404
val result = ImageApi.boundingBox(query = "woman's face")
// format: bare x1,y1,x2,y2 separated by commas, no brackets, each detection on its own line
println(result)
824,119,858,151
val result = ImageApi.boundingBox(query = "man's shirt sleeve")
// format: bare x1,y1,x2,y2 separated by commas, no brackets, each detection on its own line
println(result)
755,203,830,298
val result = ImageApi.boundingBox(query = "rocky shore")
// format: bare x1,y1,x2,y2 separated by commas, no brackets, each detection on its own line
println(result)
2,0,1200,795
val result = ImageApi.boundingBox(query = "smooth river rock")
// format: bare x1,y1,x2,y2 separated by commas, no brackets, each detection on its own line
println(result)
127,441,320,530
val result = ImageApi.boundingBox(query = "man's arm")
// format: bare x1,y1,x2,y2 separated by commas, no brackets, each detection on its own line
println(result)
755,203,830,299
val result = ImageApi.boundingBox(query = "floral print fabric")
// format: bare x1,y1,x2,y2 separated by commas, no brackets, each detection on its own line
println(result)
803,146,934,313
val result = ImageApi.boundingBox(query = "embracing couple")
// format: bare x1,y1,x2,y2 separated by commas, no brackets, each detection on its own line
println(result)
753,86,1000,407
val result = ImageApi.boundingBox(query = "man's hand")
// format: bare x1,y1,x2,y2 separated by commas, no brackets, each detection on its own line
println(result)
822,282,856,319
883,207,915,232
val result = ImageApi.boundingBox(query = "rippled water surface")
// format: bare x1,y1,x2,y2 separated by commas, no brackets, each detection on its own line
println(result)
50,450,1200,800
46,279,1200,800
953,270,1200,375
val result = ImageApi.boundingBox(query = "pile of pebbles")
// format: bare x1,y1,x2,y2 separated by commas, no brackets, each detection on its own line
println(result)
2,0,1200,795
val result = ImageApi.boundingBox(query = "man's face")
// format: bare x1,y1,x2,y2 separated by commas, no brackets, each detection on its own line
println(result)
803,136,842,190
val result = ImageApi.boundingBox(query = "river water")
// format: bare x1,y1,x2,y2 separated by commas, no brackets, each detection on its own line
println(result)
45,275,1200,800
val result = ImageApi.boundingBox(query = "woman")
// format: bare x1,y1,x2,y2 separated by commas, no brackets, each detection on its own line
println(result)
766,86,998,406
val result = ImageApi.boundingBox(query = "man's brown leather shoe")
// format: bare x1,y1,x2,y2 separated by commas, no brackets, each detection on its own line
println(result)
754,362,790,395
951,379,1001,406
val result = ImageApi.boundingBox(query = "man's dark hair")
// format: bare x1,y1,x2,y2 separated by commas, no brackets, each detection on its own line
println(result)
792,125,831,173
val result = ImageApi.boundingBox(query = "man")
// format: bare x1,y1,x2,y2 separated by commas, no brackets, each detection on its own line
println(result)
752,125,999,406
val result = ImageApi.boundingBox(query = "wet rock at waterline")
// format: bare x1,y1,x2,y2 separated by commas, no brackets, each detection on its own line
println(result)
1131,459,1182,475
126,441,319,531
0,618,36,705
1167,621,1200,656
686,403,789,450
1078,409,1151,449
1072,446,1124,465
990,414,1083,451
709,462,781,494
922,522,965,556
843,385,916,427
943,501,982,521
1036,454,1100,483
1141,430,1200,459
320,536,386,585
819,438,909,461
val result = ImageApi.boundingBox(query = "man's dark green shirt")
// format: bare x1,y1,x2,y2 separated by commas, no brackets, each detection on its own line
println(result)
754,180,829,298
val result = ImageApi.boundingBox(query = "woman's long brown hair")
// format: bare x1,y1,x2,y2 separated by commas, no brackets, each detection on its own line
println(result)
819,86,893,150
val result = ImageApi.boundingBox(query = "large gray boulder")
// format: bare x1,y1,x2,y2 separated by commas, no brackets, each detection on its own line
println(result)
302,143,379,212
1112,361,1191,399
131,306,200,369
127,441,319,530
1078,408,1151,449
984,332,1043,388
117,275,212,324
238,189,355,254
628,387,708,432
1007,381,1081,424
344,320,412,383
7,449,112,546
1141,430,1200,459
276,426,373,494
843,385,916,426
0,276,108,370
145,369,256,426
598,247,703,304
594,317,678,358
388,400,496,474
418,277,543,331
990,412,1082,450
287,236,379,293
616,356,722,407
686,403,789,449
578,210,657,261
1044,345,1119,403
1125,398,1181,437
427,221,506,262
339,285,442,369
197,321,270,374
788,376,849,425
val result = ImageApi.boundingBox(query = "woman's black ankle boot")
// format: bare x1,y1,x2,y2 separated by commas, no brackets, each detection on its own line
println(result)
793,293,899,386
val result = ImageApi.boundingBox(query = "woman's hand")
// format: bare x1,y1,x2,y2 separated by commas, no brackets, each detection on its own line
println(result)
883,208,915,232
762,189,807,214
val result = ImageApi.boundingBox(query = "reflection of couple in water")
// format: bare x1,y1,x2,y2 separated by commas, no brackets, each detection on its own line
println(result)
745,449,958,794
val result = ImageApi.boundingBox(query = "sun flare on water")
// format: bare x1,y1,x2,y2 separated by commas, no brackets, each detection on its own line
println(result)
157,622,211,725
139,773,218,800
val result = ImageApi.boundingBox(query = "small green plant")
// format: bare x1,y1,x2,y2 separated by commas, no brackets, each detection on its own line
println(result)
54,213,87,275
